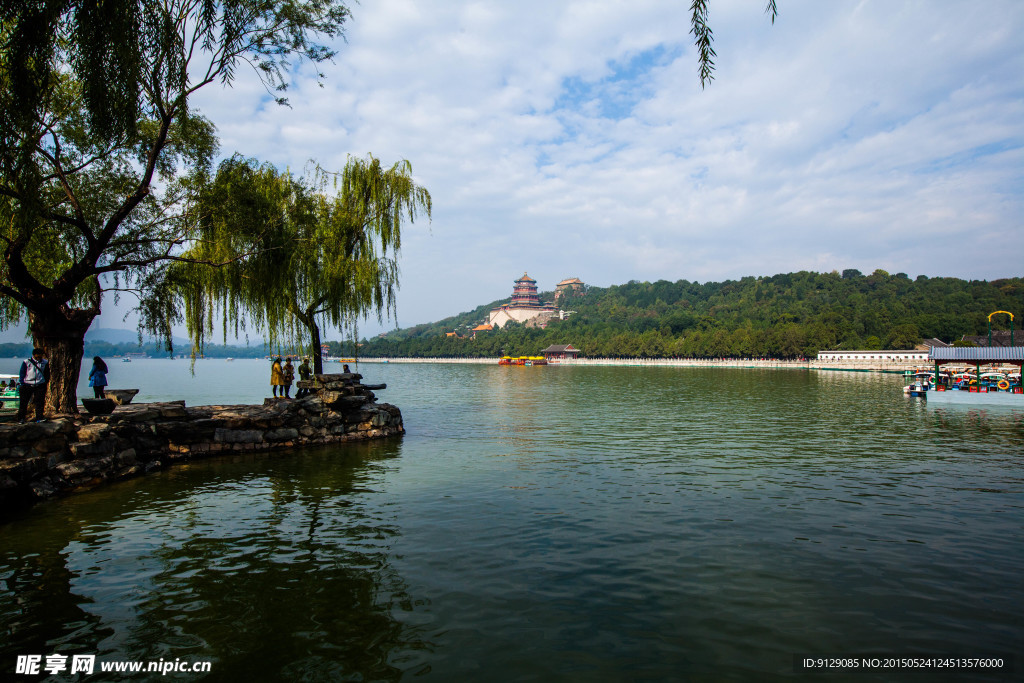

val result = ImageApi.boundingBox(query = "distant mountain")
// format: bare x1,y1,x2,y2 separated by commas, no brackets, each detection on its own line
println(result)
85,327,147,344
85,327,191,346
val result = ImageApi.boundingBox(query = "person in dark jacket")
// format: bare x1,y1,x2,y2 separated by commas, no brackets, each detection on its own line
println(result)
296,358,312,398
283,357,295,398
89,356,109,398
17,347,49,422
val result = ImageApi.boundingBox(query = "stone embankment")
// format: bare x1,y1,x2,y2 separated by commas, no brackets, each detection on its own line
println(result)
0,373,402,511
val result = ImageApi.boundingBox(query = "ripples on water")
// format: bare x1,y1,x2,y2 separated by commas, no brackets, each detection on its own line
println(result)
1,364,1021,680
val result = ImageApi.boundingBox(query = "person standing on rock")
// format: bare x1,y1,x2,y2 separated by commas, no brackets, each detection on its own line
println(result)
270,357,285,398
89,356,109,399
296,357,312,398
17,347,49,423
283,357,295,399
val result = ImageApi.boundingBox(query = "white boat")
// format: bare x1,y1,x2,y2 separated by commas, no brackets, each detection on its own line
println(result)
910,346,1024,409
921,385,1023,408
0,374,19,398
122,357,132,363
0,374,19,417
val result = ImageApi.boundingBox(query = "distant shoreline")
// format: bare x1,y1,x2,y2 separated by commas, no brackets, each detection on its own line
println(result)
353,357,921,373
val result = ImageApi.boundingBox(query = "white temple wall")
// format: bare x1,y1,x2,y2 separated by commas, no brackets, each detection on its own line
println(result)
488,307,556,328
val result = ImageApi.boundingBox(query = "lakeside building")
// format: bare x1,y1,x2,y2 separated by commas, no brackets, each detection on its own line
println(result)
962,331,1016,347
816,349,929,363
541,344,581,360
488,273,557,329
471,324,493,340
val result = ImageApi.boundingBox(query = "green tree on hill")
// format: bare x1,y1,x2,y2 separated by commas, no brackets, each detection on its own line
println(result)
355,272,1024,360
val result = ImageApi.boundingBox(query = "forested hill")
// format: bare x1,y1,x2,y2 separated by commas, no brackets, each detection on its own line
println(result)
356,270,1024,359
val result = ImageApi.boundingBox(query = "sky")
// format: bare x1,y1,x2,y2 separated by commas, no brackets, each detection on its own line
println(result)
4,0,1024,343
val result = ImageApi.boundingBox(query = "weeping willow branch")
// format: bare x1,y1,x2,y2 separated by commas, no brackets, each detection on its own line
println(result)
145,153,431,373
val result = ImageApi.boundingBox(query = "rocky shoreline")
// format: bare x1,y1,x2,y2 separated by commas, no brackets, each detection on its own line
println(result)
0,373,403,512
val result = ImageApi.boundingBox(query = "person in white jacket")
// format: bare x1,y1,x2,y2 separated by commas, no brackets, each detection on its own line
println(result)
17,347,50,422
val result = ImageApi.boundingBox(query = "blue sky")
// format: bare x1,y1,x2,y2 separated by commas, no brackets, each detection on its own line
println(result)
4,0,1023,343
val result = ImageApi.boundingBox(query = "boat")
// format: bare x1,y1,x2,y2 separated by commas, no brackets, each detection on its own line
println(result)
122,357,131,363
902,371,934,397
498,356,548,366
0,374,19,420
906,346,1024,408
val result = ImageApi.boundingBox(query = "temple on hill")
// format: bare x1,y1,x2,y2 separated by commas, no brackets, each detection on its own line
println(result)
488,273,558,329
555,277,584,301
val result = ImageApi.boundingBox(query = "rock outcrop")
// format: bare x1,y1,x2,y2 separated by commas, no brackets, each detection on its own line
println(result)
0,373,402,511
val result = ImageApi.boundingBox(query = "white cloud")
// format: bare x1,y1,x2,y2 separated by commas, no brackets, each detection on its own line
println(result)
173,0,1024,339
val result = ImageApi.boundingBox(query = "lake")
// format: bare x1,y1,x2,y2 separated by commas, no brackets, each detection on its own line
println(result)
1,361,1021,680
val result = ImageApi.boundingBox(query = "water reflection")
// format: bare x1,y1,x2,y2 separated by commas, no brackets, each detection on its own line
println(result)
0,442,431,680
2,365,1022,680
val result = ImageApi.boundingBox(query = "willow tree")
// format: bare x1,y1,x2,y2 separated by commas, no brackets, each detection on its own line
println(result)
161,154,431,375
0,0,350,413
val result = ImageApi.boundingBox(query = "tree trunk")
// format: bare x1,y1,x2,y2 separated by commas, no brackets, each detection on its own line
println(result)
309,321,324,375
291,303,325,375
30,306,96,415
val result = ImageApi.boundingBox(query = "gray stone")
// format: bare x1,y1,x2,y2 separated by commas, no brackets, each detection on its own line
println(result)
55,461,89,478
32,436,68,454
115,449,137,467
265,428,299,442
115,465,143,479
321,394,371,410
30,478,58,498
157,404,188,419
123,408,160,422
12,421,66,442
214,428,264,444
76,423,112,443
70,440,115,457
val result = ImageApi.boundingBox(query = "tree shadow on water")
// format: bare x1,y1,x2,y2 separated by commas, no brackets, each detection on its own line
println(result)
0,441,433,681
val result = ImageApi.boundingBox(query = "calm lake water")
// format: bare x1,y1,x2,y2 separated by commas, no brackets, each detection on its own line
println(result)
1,361,1022,680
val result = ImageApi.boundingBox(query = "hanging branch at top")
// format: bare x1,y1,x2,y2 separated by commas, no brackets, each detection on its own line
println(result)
691,0,778,89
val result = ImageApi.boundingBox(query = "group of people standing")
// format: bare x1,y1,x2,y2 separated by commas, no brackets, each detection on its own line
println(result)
270,356,312,399
12,351,109,423
13,350,326,423
12,349,324,423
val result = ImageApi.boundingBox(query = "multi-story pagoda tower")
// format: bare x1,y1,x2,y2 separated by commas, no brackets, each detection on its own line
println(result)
510,273,541,308
487,272,557,329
